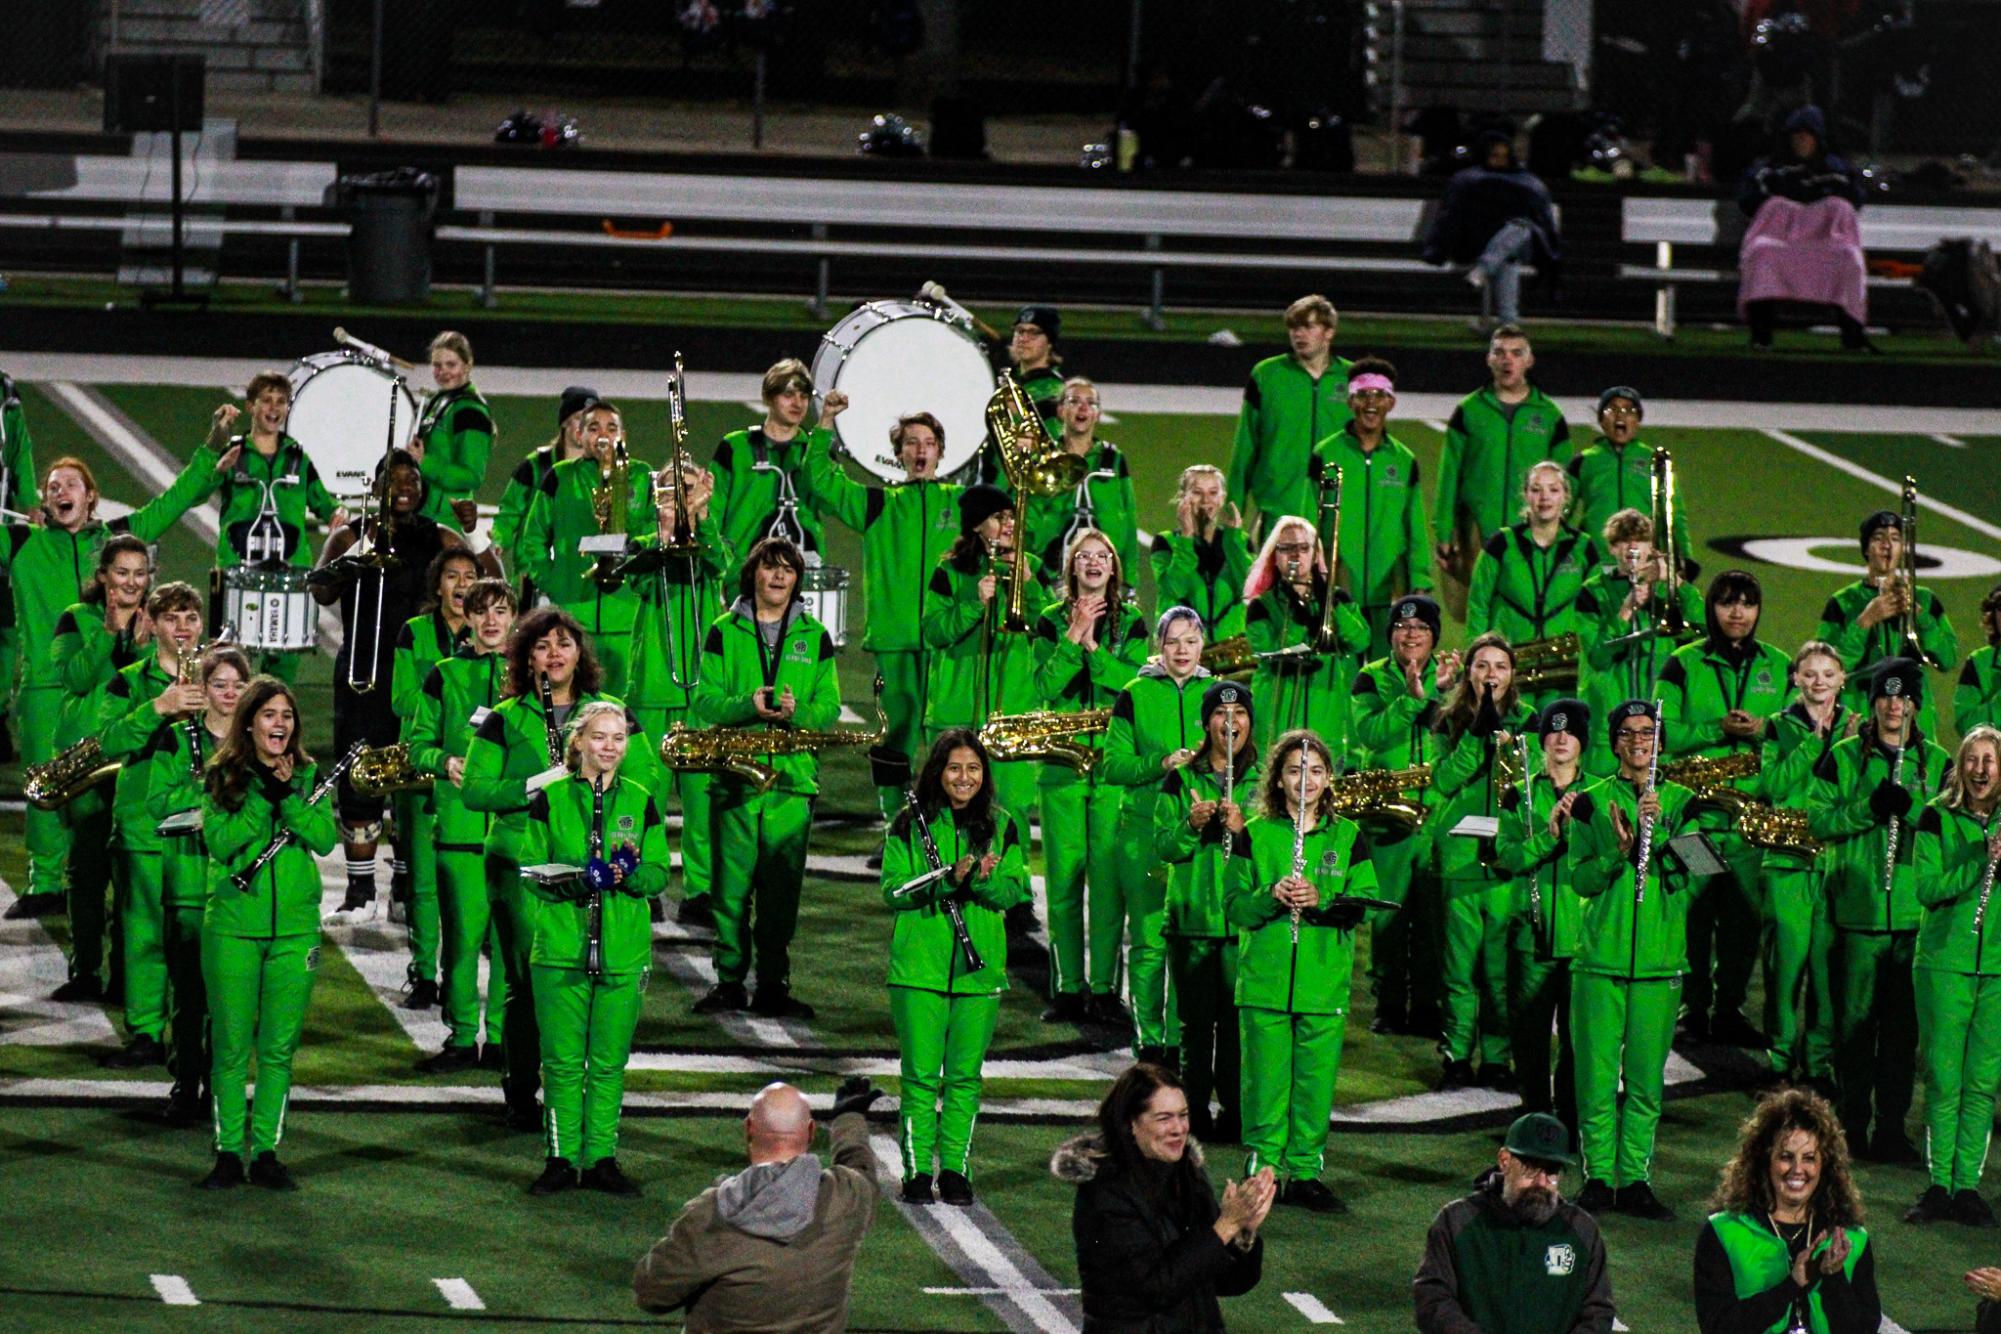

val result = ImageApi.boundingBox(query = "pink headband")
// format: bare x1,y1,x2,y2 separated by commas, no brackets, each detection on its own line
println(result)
1348,373,1395,396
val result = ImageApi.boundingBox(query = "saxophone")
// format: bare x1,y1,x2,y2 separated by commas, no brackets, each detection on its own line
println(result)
1512,632,1581,691
1660,750,1760,803
351,742,433,796
1201,635,1255,677
662,685,887,793
1327,763,1433,829
978,707,1112,774
24,738,119,811
1736,803,1823,856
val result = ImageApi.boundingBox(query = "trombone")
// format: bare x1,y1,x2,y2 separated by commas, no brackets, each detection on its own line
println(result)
1314,464,1345,653
1894,474,1939,667
650,352,703,690
343,375,407,694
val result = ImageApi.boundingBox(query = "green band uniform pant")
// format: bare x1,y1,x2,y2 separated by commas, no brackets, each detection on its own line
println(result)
1571,970,1678,1188
120,850,166,1040
875,649,930,821
1682,833,1762,1026
533,962,644,1166
1170,936,1240,1127
1916,967,2001,1193
1239,1005,1344,1182
1834,929,1917,1149
888,984,1001,1180
1801,883,1839,1079
1440,877,1513,1067
637,703,713,908
163,902,209,1104
1040,779,1126,998
1508,952,1575,1130
486,854,542,1112
1115,804,1175,1049
203,930,317,1158
65,800,114,983
19,685,68,898
712,789,812,990
438,847,506,1049
397,791,439,985
1760,864,1818,1075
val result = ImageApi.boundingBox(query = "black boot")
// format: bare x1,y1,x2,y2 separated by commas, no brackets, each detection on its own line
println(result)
51,975,104,1003
101,1034,165,1068
1952,1190,1999,1229
581,1158,642,1196
1905,1184,1952,1223
1616,1182,1674,1221
676,896,715,929
1040,991,1087,1024
529,1157,578,1195
418,1044,479,1074
1281,1179,1347,1214
692,981,749,1014
248,1151,297,1191
401,978,440,1011
751,985,815,1020
901,1173,935,1204
1575,1179,1614,1214
196,1153,245,1190
937,1170,975,1206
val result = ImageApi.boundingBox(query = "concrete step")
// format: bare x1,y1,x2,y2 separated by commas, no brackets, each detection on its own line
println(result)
1397,11,1544,39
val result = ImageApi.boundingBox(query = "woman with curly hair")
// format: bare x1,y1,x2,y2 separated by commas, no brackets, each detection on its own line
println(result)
1694,1087,1880,1333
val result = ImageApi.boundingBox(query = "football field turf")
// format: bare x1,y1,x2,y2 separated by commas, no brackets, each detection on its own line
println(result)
2,365,1998,1331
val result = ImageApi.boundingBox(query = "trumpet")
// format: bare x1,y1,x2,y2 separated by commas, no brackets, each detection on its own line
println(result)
585,424,634,590
351,742,433,796
654,352,700,554
1327,764,1433,830
978,707,1111,774
1513,632,1581,692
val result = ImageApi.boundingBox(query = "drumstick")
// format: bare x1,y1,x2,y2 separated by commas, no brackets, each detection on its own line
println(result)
917,282,1005,344
333,327,418,372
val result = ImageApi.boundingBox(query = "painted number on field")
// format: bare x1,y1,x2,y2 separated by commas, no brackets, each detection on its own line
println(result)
150,1274,199,1306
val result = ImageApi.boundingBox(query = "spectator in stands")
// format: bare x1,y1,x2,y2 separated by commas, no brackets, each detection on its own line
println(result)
1056,1063,1270,1330
632,1079,880,1331
1737,106,1873,352
1422,130,1562,328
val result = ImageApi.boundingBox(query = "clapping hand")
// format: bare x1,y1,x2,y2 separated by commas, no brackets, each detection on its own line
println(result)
1964,1267,2001,1303
1215,1168,1277,1246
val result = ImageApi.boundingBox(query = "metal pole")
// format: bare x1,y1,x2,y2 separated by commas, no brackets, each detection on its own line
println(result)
169,56,185,300
1125,0,1143,96
753,50,766,149
368,0,383,138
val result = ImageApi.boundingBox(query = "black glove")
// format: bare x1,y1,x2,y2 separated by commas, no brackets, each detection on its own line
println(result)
1469,683,1502,739
828,1076,882,1120
305,555,364,591
258,766,294,806
1869,780,1914,822
1569,791,1596,825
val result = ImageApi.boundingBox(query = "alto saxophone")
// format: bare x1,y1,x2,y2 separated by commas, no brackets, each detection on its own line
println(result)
662,682,888,793
1660,750,1760,805
1512,632,1581,691
1201,634,1256,677
978,707,1112,774
24,737,119,811
1327,764,1433,830
1736,802,1823,857
351,742,433,796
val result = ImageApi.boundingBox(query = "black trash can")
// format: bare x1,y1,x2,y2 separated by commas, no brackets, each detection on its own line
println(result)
334,168,438,304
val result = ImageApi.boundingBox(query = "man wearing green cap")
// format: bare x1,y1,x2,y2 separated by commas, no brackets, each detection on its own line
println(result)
1414,1111,1614,1333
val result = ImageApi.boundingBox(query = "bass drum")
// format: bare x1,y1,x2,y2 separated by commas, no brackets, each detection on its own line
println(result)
287,351,418,499
810,301,993,484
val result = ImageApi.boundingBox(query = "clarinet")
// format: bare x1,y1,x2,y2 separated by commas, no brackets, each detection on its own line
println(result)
1221,710,1237,865
891,786,986,975
1289,753,1309,943
1883,742,1908,896
539,671,563,766
586,774,605,980
231,742,364,892
1518,732,1541,933
1973,821,2001,938
1633,701,1663,904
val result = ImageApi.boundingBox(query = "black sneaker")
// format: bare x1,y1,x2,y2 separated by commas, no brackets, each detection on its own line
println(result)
529,1157,578,1195
1440,1059,1476,1091
338,883,374,914
938,1170,975,1206
1675,1012,1712,1046
1952,1189,1999,1229
248,1151,297,1191
1575,1179,1615,1215
1616,1182,1675,1221
401,979,439,1011
155,1096,206,1128
102,1034,165,1068
1905,1184,1953,1223
196,1153,244,1190
649,896,666,924
676,897,716,929
478,1044,506,1072
693,981,749,1014
418,1044,479,1074
1480,1065,1518,1094
1085,994,1132,1029
902,1173,935,1204
1281,1179,1347,1214
1134,1045,1172,1068
4,893,63,920
1212,1112,1242,1145
1369,1012,1408,1036
1040,992,1087,1024
51,975,104,1003
751,987,815,1020
1871,1132,1924,1167
581,1158,642,1197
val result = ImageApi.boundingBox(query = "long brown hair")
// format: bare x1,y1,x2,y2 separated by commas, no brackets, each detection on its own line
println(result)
1059,527,1127,612
1434,631,1520,739
81,534,150,607
1708,1088,1865,1226
417,547,480,617
504,605,603,700
890,728,997,849
1091,1063,1202,1193
1259,728,1336,824
204,676,309,812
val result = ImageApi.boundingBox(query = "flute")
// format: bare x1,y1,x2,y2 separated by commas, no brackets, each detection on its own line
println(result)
1633,702,1663,904
1883,743,1907,896
1221,710,1237,865
1518,731,1541,933
1971,832,2001,938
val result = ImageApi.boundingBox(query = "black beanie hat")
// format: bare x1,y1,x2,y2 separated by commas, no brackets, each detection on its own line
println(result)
1202,678,1252,730
1014,305,1062,342
558,385,602,427
1389,594,1443,641
1868,656,1924,704
1597,386,1643,419
959,485,1013,536
1538,698,1591,743
1859,509,1901,554
1608,699,1658,750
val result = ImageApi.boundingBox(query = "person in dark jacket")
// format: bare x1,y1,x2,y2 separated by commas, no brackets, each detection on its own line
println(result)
1056,1062,1271,1332
1423,130,1562,327
1414,1112,1615,1333
1737,106,1873,351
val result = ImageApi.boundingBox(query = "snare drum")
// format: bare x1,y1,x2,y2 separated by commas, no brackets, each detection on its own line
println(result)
224,565,318,652
287,351,418,499
810,301,994,484
798,559,850,648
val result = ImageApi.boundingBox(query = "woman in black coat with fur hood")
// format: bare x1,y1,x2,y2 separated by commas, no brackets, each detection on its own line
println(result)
1053,1063,1273,1332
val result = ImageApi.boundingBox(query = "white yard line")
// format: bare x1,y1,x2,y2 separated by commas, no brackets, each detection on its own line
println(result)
1761,428,2001,543
1283,1291,1345,1324
0,878,121,1050
149,1274,199,1306
1931,433,1968,449
431,1278,486,1311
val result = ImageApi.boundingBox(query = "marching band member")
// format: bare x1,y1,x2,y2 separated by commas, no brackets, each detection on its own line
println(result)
1151,465,1251,646
143,646,249,1125
881,729,1030,1206
493,385,598,605
1352,594,1458,1038
1032,529,1148,1026
412,331,495,533
709,360,837,583
1227,728,1380,1213
976,305,1069,486
1494,699,1593,1128
202,373,342,680
1657,570,1795,1050
0,370,39,762
1024,379,1138,583
1227,295,1350,534
519,400,654,695
690,536,842,1019
1466,461,1599,710
408,578,517,1072
1243,516,1370,758
1103,606,1211,1062
922,487,1042,828
1906,725,2001,1225
1565,387,1692,574
1573,509,1701,777
197,676,338,1191
388,547,482,1009
1568,700,1699,1221
1429,633,1537,1091
1815,507,1960,736
1432,324,1571,594
49,534,154,1000
519,700,669,1197
1805,658,1949,1164
93,581,207,1068
805,410,961,822
1312,357,1434,657
1758,641,1850,1085
1155,679,1257,1142
462,606,659,1129
624,451,730,924
0,442,232,920
1956,586,2001,736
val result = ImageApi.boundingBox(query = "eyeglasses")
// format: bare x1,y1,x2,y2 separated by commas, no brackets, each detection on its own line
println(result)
1073,552,1112,566
1273,541,1313,556
1616,727,1658,742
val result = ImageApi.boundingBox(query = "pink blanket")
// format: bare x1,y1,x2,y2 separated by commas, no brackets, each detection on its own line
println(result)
1737,195,1868,323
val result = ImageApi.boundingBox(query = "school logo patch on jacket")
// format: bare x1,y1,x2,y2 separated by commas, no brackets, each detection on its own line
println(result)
1544,1243,1575,1277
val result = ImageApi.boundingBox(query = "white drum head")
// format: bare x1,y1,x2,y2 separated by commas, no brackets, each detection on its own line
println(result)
287,354,418,499
813,307,993,484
